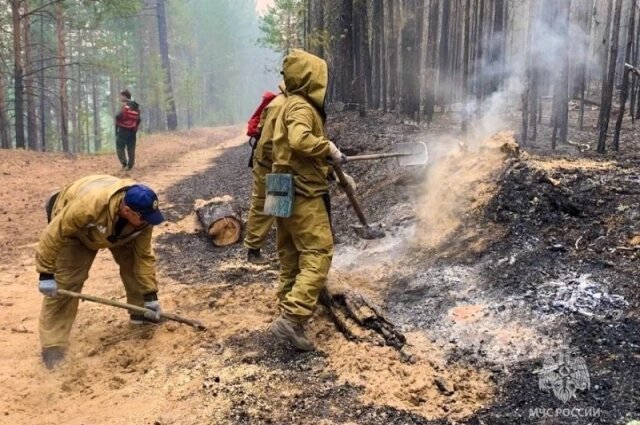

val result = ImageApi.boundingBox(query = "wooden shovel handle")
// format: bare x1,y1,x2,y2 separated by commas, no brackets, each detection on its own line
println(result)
332,162,369,227
57,289,207,330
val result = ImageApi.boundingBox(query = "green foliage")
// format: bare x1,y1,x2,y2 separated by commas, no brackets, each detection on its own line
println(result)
258,0,305,53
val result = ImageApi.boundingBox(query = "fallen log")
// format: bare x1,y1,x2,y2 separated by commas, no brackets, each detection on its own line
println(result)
195,196,243,246
321,278,414,363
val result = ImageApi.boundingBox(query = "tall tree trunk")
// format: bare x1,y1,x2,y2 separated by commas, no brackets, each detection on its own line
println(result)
597,0,623,153
462,0,471,132
38,0,47,151
0,77,10,149
387,0,398,111
437,0,451,107
579,0,597,130
424,0,439,125
23,0,37,150
361,0,373,113
156,0,178,131
551,0,571,149
613,0,636,151
56,1,69,152
401,0,424,122
372,0,383,110
11,0,26,149
380,0,387,112
341,0,355,103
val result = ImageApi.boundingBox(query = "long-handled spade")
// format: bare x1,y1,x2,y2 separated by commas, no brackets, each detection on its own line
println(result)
57,289,207,331
332,161,386,240
345,142,428,166
332,141,428,240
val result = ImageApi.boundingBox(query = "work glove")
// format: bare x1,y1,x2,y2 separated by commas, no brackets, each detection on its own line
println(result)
339,172,357,193
328,141,347,165
143,293,162,322
38,274,58,297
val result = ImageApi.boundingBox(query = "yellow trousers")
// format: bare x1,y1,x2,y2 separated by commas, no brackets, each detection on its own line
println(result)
276,196,333,322
39,238,153,348
244,162,276,250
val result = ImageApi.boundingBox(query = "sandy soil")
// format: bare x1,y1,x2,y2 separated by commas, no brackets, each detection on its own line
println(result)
2,104,639,425
0,126,492,425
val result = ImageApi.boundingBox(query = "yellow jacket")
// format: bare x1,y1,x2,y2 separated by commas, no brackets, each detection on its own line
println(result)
272,49,332,198
254,82,287,169
36,175,157,288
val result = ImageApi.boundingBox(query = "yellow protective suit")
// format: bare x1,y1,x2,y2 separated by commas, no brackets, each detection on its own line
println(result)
244,85,287,250
36,175,159,348
271,49,334,322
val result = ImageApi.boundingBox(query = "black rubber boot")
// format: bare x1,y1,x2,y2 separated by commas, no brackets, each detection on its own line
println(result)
42,346,65,370
247,248,269,265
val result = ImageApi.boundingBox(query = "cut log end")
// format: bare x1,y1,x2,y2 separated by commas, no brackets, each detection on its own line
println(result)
209,217,242,247
195,197,243,247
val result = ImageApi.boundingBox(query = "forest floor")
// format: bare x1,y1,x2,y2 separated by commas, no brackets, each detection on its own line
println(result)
0,103,639,425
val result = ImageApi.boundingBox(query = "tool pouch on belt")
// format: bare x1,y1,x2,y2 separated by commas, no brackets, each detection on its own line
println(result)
247,137,257,168
264,173,294,217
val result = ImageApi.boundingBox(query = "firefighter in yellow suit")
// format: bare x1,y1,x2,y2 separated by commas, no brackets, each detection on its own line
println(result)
35,175,165,369
244,84,287,264
269,49,352,351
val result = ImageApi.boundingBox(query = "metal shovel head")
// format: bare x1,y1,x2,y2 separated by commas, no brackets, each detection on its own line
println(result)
396,142,428,166
351,223,385,240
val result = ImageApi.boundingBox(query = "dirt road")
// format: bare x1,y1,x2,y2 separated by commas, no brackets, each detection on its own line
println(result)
0,127,492,425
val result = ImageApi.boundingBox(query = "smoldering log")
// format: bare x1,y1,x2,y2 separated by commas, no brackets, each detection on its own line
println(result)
320,285,413,362
195,197,243,247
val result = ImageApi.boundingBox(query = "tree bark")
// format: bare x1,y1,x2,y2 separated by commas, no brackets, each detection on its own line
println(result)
401,0,423,121
156,0,178,131
437,0,451,107
387,0,398,111
56,1,69,152
0,77,10,149
462,0,471,132
424,0,439,124
23,0,38,151
372,0,383,110
195,197,243,247
612,0,636,151
11,0,26,149
597,0,623,153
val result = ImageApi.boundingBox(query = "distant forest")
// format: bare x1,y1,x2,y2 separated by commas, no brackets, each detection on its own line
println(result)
2,0,640,154
0,0,278,153
261,0,640,153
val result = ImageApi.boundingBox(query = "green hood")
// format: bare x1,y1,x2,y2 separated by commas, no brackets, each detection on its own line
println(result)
282,49,328,113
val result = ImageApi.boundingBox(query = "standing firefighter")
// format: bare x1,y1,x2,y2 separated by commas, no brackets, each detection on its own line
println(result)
268,49,349,351
36,175,164,369
244,84,287,264
115,89,141,170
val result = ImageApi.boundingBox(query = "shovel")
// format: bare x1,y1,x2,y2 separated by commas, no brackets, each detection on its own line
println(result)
345,142,428,166
57,289,207,331
332,162,385,240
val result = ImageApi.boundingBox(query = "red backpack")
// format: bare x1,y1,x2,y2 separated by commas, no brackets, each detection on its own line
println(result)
246,91,277,167
247,91,277,137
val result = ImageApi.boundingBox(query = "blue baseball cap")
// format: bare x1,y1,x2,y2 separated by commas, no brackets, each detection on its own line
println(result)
124,185,164,225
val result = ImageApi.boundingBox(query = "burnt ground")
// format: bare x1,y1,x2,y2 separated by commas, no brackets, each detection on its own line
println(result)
154,107,640,424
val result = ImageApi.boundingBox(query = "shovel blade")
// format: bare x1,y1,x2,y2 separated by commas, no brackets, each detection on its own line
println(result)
351,223,385,240
396,142,428,166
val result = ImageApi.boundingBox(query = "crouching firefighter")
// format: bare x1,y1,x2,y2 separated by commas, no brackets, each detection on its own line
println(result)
36,175,165,369
244,83,287,264
266,49,355,351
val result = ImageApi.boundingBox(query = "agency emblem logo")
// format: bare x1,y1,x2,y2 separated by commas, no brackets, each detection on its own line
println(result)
538,351,590,403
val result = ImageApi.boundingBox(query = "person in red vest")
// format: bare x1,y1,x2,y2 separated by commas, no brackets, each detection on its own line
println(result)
115,89,141,171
